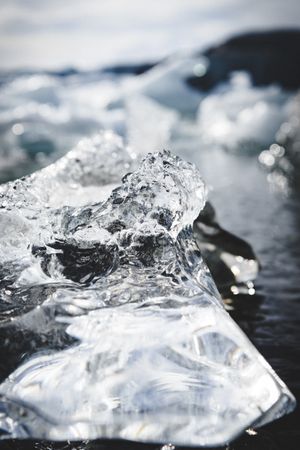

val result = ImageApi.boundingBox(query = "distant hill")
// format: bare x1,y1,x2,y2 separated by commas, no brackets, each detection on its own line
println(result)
187,29,300,91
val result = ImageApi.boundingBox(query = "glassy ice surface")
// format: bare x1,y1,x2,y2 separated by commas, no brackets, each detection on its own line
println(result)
0,133,295,446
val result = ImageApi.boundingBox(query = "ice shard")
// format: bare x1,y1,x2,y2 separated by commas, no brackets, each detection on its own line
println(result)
0,132,295,446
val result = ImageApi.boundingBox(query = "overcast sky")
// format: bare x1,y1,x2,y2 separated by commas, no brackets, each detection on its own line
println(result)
0,0,299,70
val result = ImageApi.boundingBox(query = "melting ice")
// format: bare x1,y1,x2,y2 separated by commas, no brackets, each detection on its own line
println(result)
0,132,295,446
197,72,293,152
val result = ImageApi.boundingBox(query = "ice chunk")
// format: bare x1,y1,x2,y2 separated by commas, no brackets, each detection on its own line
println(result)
109,54,205,114
0,74,123,182
197,72,292,152
0,70,181,182
258,92,300,192
0,140,295,446
0,131,135,265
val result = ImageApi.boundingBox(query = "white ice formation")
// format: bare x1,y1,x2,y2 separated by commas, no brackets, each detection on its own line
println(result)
197,72,292,152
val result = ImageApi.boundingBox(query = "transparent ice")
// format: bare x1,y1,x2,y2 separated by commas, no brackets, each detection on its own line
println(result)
0,132,296,446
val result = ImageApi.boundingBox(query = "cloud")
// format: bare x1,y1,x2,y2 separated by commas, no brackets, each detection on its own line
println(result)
0,0,299,69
